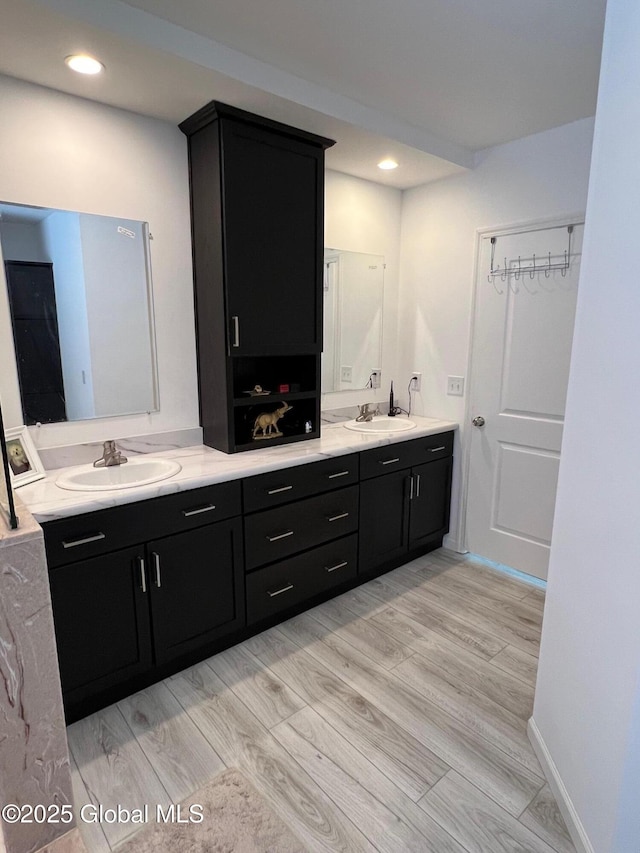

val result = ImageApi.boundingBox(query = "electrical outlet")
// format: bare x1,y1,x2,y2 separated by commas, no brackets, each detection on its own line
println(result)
410,372,422,391
371,369,381,389
447,375,465,396
341,365,353,383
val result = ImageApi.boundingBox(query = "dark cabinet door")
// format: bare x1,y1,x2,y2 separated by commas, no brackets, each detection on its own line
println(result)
148,520,244,664
408,457,453,549
359,470,410,574
48,546,152,700
221,120,322,355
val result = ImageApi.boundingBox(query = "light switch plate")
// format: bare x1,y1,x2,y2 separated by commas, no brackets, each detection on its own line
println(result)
341,365,353,383
447,376,465,396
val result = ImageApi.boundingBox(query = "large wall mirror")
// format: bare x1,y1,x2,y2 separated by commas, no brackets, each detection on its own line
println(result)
0,202,158,425
322,248,384,393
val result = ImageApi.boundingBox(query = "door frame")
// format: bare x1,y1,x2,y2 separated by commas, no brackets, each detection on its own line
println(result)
456,211,585,560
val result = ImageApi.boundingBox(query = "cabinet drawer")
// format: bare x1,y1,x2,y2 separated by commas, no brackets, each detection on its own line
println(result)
243,454,359,512
244,485,358,570
44,480,241,568
359,431,454,480
246,534,358,624
403,431,454,467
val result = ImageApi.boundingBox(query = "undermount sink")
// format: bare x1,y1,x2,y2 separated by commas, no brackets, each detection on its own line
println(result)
344,416,416,434
56,457,182,492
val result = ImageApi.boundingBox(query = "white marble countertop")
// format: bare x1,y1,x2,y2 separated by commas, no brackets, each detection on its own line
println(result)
18,416,458,523
0,495,42,547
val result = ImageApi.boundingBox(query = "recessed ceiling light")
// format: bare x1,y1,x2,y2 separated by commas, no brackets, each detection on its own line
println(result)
65,54,104,75
377,159,399,171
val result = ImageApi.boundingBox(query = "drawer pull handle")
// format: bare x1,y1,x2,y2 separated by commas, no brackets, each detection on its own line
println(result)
325,560,348,573
232,315,240,348
267,530,294,542
267,485,293,495
429,446,446,453
152,552,161,588
328,471,349,479
380,458,400,466
182,504,216,517
138,557,147,593
409,475,414,501
267,582,294,598
415,473,421,498
327,512,349,522
62,532,106,549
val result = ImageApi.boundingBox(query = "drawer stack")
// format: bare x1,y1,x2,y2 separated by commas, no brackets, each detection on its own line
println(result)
243,454,359,624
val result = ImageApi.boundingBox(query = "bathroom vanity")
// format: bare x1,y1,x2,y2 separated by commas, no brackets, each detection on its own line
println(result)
22,418,456,721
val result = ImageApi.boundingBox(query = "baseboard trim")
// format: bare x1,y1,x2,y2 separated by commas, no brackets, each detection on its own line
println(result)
527,717,594,853
442,534,465,553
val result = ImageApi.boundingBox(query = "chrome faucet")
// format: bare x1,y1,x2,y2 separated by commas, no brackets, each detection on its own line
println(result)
356,403,378,422
93,440,128,467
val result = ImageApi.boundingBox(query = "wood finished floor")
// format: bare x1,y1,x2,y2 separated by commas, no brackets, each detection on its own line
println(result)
67,549,576,853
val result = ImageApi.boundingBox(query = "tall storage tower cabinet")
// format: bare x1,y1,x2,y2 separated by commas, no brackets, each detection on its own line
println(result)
180,101,334,453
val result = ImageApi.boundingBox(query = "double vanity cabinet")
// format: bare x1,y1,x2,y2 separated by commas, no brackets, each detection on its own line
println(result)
41,427,454,722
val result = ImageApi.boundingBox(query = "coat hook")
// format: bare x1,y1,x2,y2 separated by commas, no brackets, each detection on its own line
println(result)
545,252,551,279
514,256,522,281
491,277,504,295
530,254,536,279
501,258,508,281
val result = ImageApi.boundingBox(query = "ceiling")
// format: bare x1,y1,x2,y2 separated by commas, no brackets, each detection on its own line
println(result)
0,0,606,189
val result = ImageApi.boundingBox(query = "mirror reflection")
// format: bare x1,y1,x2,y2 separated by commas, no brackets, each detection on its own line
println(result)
322,248,384,393
0,202,158,424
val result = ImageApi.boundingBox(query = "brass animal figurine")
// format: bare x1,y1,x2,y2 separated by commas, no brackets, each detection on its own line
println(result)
252,402,293,439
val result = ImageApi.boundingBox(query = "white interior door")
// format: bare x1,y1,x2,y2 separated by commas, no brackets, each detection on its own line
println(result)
466,220,583,580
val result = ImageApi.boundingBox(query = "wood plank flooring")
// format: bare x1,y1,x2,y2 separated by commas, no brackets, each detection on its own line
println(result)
67,548,575,852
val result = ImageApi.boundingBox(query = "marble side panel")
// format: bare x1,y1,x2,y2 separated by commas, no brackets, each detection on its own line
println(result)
0,500,74,853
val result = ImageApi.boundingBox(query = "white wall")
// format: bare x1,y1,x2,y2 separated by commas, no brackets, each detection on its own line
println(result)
0,73,198,449
323,170,402,410
397,118,594,547
533,2,640,850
